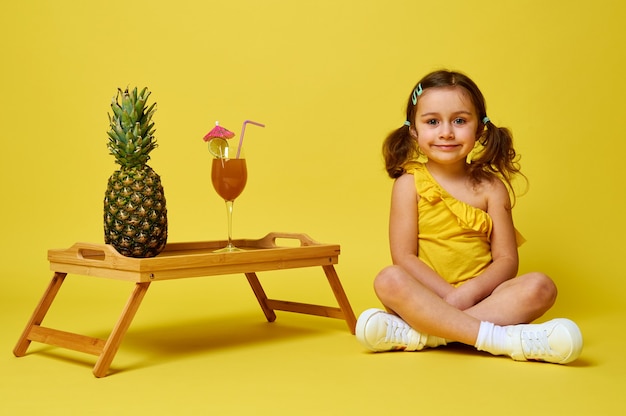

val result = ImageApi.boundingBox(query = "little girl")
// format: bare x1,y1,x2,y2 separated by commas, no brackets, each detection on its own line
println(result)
356,70,583,364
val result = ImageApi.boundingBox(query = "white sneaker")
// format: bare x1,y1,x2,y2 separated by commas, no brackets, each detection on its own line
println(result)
356,308,427,352
507,318,583,364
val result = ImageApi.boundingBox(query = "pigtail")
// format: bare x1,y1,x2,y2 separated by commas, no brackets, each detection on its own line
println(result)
383,125,417,178
469,121,526,203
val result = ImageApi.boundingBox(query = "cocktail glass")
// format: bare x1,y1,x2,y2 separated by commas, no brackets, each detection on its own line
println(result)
210,142,247,252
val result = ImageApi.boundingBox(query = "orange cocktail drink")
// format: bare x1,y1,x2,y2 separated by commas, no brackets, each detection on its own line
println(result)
211,158,247,201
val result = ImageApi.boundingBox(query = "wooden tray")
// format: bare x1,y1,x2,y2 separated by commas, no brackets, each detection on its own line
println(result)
48,232,340,282
15,232,356,377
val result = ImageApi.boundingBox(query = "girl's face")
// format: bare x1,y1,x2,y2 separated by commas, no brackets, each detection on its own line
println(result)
411,86,480,168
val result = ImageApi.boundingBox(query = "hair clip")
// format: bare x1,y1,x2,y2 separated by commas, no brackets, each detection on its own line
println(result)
403,121,411,127
411,83,423,105
482,116,490,124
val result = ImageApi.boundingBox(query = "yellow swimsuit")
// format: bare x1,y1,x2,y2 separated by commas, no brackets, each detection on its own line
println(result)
405,162,522,286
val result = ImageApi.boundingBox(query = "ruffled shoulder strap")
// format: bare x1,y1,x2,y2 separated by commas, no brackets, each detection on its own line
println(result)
405,162,493,237
404,162,440,201
404,162,525,246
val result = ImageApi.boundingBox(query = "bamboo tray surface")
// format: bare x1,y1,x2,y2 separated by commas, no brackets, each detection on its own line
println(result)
47,232,340,282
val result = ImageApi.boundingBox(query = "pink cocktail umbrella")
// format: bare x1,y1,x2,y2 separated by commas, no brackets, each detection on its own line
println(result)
203,121,235,141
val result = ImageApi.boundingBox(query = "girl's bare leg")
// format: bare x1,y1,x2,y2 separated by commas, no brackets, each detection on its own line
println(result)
464,272,557,326
373,267,557,345
373,265,481,345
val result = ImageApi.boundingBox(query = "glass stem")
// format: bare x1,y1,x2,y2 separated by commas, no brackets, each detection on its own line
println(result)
225,200,235,248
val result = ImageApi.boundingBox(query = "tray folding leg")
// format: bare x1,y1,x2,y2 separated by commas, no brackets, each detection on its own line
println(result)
14,272,151,378
93,282,150,377
244,265,356,334
13,272,67,357
245,272,277,323
322,265,357,334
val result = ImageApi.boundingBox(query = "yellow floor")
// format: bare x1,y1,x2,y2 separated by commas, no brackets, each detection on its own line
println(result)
2,271,624,415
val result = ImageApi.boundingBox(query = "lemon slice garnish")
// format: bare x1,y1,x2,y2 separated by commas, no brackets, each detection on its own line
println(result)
208,138,228,158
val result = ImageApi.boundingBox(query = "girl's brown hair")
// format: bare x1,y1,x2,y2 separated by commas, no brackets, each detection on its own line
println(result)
382,70,523,199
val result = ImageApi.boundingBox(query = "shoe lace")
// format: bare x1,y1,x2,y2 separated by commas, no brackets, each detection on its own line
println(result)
385,318,413,346
520,328,554,359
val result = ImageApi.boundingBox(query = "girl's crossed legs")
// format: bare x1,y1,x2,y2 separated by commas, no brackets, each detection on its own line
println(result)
356,265,582,363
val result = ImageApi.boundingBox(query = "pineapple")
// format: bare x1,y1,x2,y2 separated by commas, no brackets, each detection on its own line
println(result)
104,87,167,257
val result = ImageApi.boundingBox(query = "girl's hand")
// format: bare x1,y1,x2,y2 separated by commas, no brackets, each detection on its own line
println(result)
443,284,482,310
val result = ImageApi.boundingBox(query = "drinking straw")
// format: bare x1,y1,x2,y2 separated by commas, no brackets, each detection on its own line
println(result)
236,120,265,158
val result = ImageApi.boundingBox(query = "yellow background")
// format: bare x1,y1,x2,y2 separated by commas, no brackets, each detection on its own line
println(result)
1,0,625,414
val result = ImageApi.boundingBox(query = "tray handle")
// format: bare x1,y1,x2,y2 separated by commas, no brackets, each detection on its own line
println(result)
257,232,319,248
70,242,122,261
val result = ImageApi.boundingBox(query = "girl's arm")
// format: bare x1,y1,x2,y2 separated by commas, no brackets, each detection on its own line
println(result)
388,174,454,298
446,178,519,309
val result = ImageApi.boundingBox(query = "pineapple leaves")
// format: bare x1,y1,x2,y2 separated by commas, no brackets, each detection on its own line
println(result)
107,86,158,168
120,88,134,115
110,99,124,119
